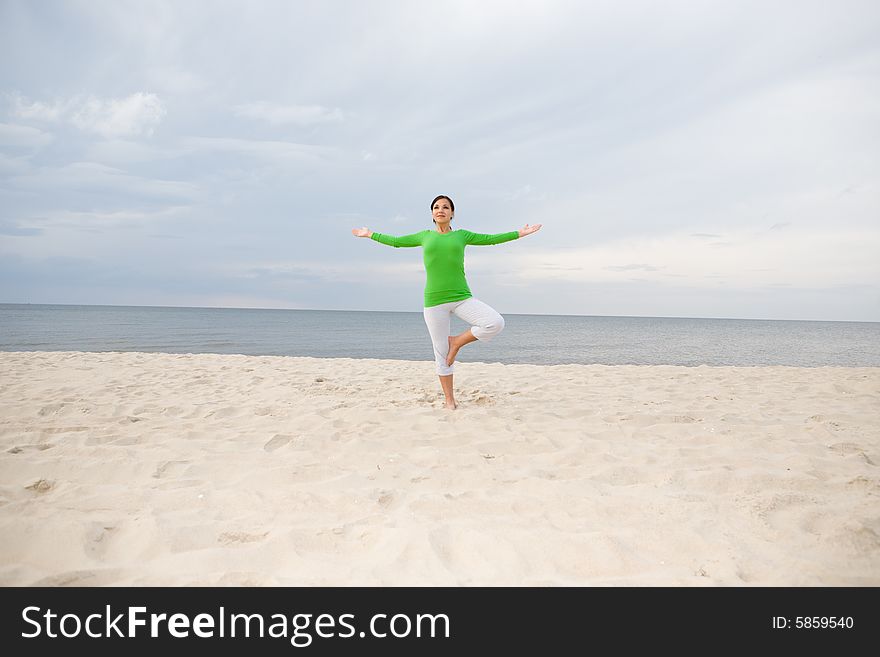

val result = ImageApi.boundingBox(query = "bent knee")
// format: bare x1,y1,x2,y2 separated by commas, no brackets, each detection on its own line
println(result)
483,314,504,335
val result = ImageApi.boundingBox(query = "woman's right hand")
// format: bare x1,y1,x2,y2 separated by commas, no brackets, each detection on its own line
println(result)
351,227,372,238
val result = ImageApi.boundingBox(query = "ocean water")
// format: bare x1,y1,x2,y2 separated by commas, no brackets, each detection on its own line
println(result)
1,303,878,367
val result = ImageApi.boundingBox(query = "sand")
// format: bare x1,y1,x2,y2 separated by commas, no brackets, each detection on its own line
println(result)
0,350,877,586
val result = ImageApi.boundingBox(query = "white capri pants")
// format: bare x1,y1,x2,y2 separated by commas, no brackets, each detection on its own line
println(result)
423,297,505,375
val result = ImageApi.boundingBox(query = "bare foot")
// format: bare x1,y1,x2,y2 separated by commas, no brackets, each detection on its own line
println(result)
444,400,458,410
446,335,460,367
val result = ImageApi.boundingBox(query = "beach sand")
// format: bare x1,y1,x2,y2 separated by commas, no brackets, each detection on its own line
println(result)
0,350,877,586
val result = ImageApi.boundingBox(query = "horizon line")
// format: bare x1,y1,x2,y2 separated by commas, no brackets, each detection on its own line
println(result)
1,301,877,324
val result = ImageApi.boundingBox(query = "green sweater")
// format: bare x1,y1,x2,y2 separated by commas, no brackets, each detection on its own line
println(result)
371,228,520,307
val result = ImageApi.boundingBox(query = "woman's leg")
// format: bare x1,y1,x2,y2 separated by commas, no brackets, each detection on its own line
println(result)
438,374,455,409
423,303,457,409
446,297,505,366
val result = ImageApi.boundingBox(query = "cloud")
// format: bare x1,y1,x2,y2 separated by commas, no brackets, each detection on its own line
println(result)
8,94,67,122
183,136,339,163
511,227,880,289
508,184,547,202
604,264,663,272
70,93,165,138
233,102,344,125
0,153,34,175
145,66,209,95
0,122,54,149
222,258,423,285
470,184,550,203
10,162,199,201
85,139,177,164
8,92,166,138
19,206,189,230
0,219,42,237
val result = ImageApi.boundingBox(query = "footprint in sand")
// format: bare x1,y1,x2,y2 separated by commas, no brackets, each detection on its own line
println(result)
37,403,68,417
831,523,880,552
752,493,820,535
846,476,880,492
827,442,874,464
7,444,54,454
40,425,90,434
263,434,293,452
31,569,123,587
809,414,843,429
85,524,118,558
207,407,240,419
427,528,454,570
25,478,55,493
828,441,864,455
218,531,269,545
153,460,190,479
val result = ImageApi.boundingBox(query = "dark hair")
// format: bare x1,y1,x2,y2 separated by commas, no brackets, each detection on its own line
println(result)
430,195,454,224
430,195,454,212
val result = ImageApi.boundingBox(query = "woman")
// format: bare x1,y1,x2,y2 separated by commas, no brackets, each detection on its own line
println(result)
352,195,542,410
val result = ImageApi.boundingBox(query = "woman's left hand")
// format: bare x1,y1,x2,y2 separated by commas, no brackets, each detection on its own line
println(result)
518,223,542,238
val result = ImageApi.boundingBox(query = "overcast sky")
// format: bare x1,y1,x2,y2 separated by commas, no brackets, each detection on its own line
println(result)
1,0,878,321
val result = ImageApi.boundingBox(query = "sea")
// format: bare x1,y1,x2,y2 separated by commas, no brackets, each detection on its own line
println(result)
1,303,878,367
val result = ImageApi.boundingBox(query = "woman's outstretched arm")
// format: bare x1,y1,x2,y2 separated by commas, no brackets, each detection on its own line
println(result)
463,224,543,246
351,227,426,247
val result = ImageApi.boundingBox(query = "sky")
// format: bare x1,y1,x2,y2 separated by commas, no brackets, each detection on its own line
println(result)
1,0,878,321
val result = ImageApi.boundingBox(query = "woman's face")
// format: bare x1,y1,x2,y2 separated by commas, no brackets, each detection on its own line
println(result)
432,198,453,223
